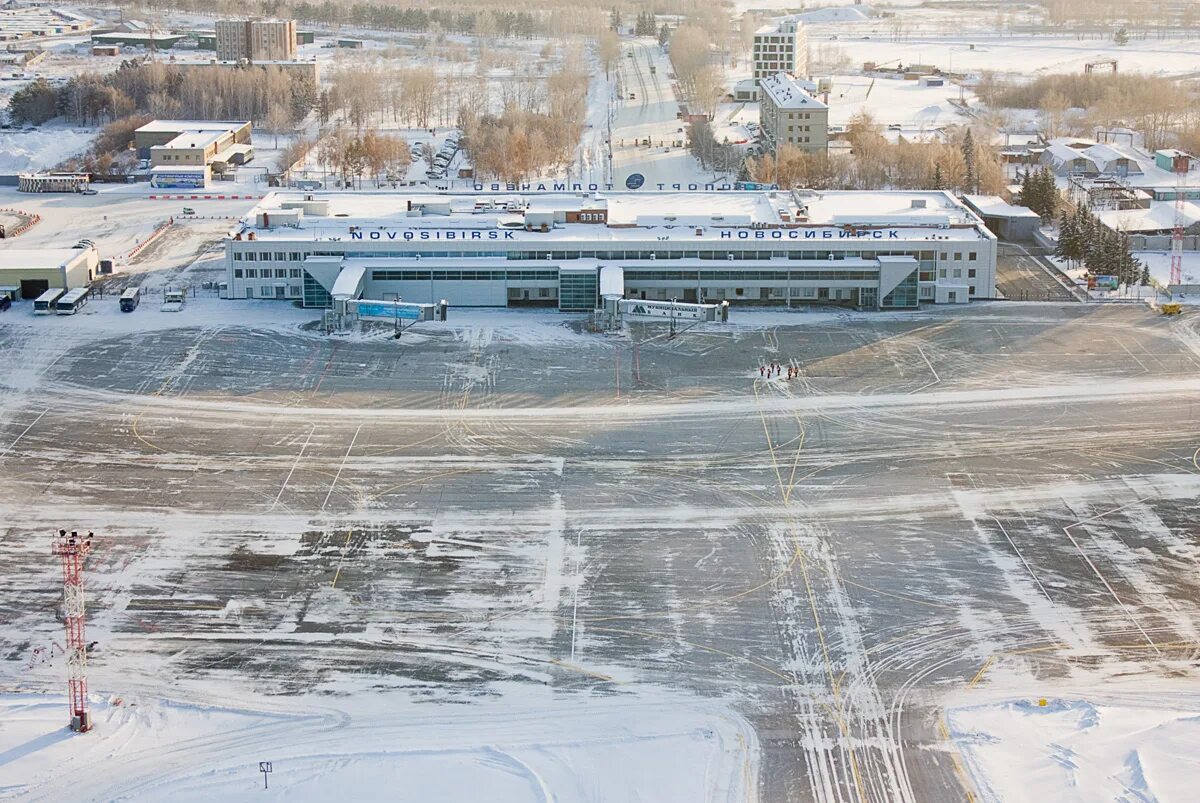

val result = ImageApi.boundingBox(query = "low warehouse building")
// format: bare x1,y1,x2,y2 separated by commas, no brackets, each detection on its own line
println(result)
134,120,252,160
0,247,98,300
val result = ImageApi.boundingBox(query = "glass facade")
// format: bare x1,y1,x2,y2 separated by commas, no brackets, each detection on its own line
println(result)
302,272,331,308
880,272,919,309
558,269,598,311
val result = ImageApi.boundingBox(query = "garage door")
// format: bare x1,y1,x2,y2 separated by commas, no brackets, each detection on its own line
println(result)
20,279,48,300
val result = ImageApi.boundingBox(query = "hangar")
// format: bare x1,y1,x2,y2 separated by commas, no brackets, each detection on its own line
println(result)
0,247,98,301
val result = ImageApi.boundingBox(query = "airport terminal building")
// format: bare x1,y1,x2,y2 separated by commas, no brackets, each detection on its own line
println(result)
224,190,998,311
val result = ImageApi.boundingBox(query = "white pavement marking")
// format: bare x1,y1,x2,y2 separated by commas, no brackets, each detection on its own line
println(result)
570,526,584,662
0,409,47,460
321,424,362,512
1060,497,1163,657
991,516,1053,603
269,423,316,511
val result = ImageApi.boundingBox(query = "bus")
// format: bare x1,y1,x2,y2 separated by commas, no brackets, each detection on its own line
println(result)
33,287,64,315
55,287,90,315
119,286,141,312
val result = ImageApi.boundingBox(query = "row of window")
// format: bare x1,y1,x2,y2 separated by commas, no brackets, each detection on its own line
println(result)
233,251,305,262
371,270,559,281
232,248,981,263
625,269,878,281
233,267,304,279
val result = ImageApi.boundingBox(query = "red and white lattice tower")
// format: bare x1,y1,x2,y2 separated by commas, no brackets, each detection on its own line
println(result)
52,529,94,733
1169,154,1188,289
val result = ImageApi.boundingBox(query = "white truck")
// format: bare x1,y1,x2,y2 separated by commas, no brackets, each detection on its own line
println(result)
161,287,187,312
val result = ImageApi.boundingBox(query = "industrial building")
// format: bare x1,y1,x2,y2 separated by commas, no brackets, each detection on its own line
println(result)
223,190,997,311
215,18,296,62
758,72,828,154
134,120,253,188
0,6,92,41
0,247,98,300
752,18,807,83
90,31,183,49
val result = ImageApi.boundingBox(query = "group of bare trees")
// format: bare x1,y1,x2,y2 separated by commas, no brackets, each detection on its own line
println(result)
330,65,443,131
976,71,1199,151
460,58,589,182
669,25,727,117
37,60,316,129
746,114,1006,194
315,129,410,187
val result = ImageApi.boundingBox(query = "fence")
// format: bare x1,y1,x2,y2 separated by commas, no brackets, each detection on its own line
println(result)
0,207,41,238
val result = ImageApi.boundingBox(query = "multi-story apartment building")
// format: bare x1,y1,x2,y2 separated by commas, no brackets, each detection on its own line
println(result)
215,18,296,62
758,72,828,154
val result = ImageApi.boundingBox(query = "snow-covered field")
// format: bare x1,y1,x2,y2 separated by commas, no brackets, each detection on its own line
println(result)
813,33,1200,78
0,125,96,173
0,691,756,802
1137,251,1200,288
950,697,1200,802
823,74,973,129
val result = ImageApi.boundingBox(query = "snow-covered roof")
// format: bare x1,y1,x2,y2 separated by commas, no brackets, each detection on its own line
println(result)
237,190,988,244
963,195,1041,219
1081,142,1142,173
136,120,248,135
1044,142,1099,169
1098,201,1200,233
0,248,88,271
759,73,825,111
155,130,227,150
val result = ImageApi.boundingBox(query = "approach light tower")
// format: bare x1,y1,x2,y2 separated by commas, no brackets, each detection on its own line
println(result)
52,529,94,733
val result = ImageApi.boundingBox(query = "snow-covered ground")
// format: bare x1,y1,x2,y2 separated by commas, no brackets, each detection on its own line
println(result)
823,74,973,129
950,697,1200,802
0,125,96,173
808,32,1200,79
1138,251,1200,288
0,691,757,802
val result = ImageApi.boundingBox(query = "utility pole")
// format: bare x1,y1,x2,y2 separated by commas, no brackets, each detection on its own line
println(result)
52,529,94,733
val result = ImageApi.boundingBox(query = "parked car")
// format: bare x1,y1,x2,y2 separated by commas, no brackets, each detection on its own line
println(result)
80,187,97,195
0,295,11,312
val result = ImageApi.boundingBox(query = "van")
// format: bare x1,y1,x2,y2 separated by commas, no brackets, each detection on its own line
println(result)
119,286,141,312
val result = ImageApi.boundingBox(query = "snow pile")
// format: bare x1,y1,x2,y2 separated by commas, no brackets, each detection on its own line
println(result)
0,692,759,802
0,126,96,173
949,699,1200,802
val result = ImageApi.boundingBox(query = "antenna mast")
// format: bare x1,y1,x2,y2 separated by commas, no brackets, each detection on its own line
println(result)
52,529,94,733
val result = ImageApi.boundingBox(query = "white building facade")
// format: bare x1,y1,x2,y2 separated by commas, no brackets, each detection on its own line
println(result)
752,18,807,83
224,190,997,311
